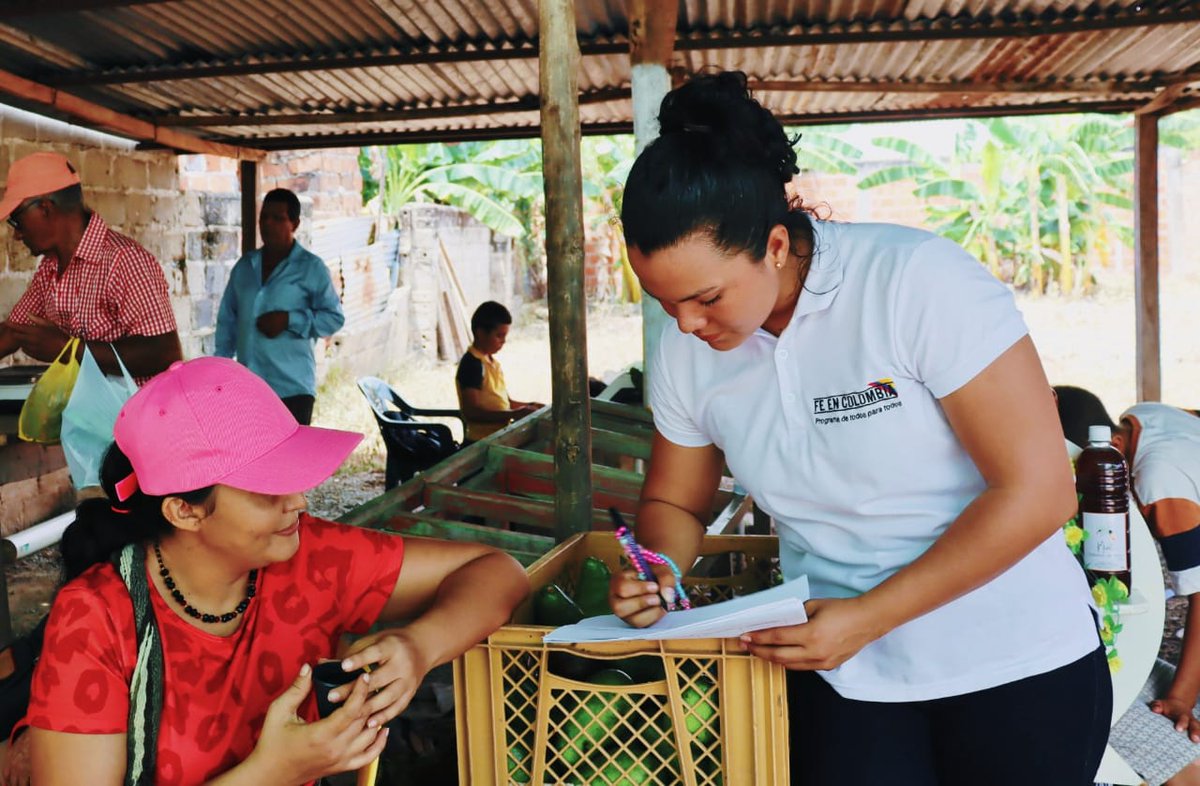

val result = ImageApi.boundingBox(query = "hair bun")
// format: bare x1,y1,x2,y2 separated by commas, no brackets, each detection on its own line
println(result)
657,71,799,185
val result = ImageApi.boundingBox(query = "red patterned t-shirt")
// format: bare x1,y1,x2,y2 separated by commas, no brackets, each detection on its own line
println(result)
27,516,404,785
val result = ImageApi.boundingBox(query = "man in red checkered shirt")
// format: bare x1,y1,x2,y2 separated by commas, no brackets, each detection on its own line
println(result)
0,152,182,380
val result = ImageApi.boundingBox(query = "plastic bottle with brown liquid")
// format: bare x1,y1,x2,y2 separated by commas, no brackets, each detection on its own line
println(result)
1076,425,1132,592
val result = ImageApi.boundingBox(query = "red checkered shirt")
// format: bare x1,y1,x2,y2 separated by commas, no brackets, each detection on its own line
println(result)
7,212,177,376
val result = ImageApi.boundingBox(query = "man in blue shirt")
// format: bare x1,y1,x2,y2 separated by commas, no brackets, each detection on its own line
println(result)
214,188,344,425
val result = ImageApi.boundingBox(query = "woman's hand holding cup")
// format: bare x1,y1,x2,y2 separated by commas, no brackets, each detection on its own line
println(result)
248,663,388,785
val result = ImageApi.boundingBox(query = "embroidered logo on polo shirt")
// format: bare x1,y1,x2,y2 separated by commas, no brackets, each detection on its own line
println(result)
812,379,903,424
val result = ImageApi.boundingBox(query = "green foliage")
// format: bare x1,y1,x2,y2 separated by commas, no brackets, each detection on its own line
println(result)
377,142,542,238
365,127,865,302
1162,110,1200,149
358,148,379,206
786,124,864,175
857,115,1139,296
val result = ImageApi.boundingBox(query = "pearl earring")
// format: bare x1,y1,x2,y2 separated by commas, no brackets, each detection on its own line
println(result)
775,260,783,269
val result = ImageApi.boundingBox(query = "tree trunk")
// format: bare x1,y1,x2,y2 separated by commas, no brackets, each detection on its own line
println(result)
540,0,594,538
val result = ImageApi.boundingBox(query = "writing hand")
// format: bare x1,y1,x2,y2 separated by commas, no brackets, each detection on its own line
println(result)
608,564,677,628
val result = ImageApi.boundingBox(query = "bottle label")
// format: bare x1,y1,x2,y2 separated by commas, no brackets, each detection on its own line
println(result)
1082,511,1129,572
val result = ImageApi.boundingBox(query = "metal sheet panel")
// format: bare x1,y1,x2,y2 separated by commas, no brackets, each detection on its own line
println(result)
0,0,1193,147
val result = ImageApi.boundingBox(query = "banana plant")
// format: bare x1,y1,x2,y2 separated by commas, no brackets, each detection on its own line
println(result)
857,116,1136,295
786,125,864,175
858,132,1013,280
380,142,542,237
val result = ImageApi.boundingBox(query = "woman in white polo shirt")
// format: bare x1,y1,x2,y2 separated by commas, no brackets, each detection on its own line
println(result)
608,70,1109,785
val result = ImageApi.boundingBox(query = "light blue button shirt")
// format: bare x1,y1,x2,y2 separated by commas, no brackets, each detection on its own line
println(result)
214,242,344,398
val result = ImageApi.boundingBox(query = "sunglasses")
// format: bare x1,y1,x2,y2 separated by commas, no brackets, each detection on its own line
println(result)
6,198,41,230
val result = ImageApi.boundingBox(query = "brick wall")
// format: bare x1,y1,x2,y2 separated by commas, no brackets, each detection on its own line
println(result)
396,204,519,359
259,149,364,223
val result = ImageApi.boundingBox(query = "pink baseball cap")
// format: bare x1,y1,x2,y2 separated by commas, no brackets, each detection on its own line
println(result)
113,357,362,497
0,152,81,220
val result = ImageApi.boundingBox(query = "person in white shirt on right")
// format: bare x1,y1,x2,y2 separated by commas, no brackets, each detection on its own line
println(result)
606,70,1109,785
1057,385,1200,786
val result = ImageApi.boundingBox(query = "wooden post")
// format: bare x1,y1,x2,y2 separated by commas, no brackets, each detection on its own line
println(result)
1134,113,1161,402
628,0,679,398
239,159,258,255
540,0,593,539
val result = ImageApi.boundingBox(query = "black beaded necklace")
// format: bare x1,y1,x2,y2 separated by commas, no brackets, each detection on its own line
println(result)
153,543,258,624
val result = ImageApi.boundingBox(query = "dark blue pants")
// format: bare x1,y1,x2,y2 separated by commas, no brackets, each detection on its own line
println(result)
787,645,1112,786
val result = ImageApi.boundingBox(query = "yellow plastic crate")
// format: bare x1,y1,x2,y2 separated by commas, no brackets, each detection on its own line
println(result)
454,532,790,786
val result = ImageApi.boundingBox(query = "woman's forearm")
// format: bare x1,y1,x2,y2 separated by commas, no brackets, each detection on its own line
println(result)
632,498,707,574
859,480,1076,638
389,551,529,669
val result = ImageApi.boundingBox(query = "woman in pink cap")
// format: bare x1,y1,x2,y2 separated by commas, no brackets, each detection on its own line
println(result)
22,356,529,786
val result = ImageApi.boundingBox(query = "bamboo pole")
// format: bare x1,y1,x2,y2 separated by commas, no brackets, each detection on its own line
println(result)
1134,113,1161,402
539,0,593,539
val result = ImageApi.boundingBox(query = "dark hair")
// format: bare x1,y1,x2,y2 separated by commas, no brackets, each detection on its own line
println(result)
61,443,214,582
620,70,814,261
263,188,301,223
1053,385,1117,448
471,300,512,335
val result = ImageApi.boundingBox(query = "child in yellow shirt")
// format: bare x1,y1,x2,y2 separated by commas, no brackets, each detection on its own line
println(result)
455,301,543,441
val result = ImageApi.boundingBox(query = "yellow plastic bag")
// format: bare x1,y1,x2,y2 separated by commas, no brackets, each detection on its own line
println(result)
18,337,81,444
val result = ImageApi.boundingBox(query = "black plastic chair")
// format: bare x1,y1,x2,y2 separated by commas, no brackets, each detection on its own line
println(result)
357,377,467,489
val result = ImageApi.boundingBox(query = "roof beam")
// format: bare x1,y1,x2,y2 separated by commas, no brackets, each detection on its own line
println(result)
153,88,627,127
1136,83,1189,114
0,1,171,18
0,67,263,159
751,77,1163,95
674,6,1200,53
221,122,633,150
140,76,1166,128
1162,95,1200,116
43,5,1200,87
220,96,1143,150
771,99,1141,125
0,21,90,69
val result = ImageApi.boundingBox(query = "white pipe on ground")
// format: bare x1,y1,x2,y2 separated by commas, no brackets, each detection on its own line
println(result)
3,511,73,563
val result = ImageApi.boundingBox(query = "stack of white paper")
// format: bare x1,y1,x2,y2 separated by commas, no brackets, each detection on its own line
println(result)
542,576,809,643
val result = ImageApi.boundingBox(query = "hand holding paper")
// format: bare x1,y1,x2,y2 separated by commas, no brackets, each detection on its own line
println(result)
543,576,809,643
740,594,884,671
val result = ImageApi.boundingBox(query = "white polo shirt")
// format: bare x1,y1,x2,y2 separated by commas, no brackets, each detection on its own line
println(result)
1123,402,1200,595
650,221,1098,702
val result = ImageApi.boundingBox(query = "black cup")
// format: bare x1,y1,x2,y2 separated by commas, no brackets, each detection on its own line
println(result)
312,661,367,718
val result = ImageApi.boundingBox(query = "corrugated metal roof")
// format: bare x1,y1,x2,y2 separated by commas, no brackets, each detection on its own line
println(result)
0,0,1194,150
